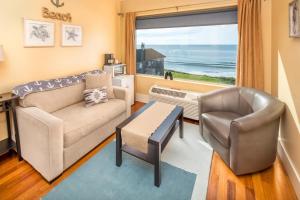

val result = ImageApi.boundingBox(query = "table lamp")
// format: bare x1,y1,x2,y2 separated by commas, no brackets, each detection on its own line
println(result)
0,45,4,62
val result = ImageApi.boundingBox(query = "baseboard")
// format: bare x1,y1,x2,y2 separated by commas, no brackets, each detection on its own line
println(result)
136,93,149,103
277,140,300,199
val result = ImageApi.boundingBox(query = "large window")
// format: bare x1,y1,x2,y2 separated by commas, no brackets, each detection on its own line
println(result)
136,9,238,85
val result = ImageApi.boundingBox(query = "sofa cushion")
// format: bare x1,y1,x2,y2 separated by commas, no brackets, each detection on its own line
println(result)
19,82,85,113
202,112,242,148
85,73,115,99
52,99,126,148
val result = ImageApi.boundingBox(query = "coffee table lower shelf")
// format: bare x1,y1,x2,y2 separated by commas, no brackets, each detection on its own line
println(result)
116,101,184,187
0,138,16,157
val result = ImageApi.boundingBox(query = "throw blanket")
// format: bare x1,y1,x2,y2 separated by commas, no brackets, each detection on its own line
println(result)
12,70,103,99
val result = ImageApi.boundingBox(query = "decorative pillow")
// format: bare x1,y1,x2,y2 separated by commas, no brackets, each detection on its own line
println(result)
83,87,108,107
85,73,115,99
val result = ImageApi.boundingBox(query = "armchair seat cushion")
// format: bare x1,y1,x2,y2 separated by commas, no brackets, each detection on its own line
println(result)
202,112,242,148
52,99,126,147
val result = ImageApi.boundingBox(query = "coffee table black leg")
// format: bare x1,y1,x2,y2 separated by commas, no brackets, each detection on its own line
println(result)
179,112,184,139
116,128,122,167
154,144,161,187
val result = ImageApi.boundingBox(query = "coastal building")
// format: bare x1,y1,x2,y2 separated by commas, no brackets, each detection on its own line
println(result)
136,43,166,76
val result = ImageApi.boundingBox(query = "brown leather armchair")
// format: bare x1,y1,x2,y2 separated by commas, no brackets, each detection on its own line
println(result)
198,87,285,175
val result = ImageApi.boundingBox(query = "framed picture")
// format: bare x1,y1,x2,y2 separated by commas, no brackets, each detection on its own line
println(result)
24,19,55,47
61,24,82,46
289,0,300,37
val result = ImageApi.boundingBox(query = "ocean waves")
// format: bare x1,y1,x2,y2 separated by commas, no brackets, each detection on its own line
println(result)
139,44,238,78
165,60,236,69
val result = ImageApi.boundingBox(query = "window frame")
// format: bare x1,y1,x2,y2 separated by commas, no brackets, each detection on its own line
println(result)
135,8,238,85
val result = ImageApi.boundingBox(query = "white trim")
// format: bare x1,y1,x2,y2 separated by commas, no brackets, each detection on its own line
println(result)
136,93,149,103
277,140,300,199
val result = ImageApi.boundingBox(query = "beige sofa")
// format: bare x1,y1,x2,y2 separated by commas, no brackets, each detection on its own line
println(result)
16,82,131,182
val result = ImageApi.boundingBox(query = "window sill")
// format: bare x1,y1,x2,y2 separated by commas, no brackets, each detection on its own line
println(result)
135,74,233,88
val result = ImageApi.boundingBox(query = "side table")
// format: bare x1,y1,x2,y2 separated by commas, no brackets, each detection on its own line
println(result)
0,93,22,160
112,75,135,106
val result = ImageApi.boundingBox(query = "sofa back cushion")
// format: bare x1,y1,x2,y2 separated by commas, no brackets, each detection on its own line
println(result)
85,73,115,99
19,82,85,113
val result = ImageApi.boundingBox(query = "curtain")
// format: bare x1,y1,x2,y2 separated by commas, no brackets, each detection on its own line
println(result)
237,0,264,90
125,12,136,75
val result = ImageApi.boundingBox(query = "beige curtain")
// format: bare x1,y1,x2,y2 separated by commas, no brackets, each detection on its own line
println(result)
125,12,136,75
237,0,264,90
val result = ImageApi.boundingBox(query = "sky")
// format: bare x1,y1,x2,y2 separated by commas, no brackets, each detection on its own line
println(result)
136,24,238,45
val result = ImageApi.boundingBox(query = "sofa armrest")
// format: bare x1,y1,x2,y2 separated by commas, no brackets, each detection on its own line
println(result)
17,106,64,182
113,86,131,117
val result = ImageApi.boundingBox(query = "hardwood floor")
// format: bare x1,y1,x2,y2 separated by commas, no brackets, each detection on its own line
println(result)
207,153,297,200
0,102,297,200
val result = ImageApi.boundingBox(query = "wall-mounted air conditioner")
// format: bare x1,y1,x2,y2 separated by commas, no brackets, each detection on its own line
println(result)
149,85,201,120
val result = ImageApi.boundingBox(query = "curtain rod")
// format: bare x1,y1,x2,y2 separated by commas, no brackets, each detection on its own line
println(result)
118,0,237,16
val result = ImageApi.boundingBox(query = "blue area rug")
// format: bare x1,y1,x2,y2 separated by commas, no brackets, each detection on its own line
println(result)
44,142,196,200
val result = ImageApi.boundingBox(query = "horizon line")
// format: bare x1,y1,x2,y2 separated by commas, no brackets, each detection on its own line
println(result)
136,44,238,46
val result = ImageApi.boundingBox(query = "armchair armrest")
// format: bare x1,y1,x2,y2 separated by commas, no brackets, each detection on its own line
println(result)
17,106,64,182
229,101,285,175
231,101,285,132
113,86,131,117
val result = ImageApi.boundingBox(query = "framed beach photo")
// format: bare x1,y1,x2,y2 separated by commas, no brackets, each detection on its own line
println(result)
24,19,55,47
289,0,300,37
61,24,82,47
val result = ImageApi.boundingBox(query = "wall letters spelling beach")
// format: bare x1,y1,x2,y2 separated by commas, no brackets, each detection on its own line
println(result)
42,7,72,22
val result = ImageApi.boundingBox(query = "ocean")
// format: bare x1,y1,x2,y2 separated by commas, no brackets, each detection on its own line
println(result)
143,45,237,78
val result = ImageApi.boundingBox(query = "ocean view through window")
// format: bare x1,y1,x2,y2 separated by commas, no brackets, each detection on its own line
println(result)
136,24,238,85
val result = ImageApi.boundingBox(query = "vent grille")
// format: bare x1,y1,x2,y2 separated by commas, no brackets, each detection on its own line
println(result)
149,85,201,120
151,88,187,98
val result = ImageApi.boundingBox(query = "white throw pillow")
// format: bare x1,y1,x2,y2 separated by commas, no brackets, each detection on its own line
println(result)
83,87,108,107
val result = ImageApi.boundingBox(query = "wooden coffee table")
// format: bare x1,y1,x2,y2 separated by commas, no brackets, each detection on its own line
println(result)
116,101,184,187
